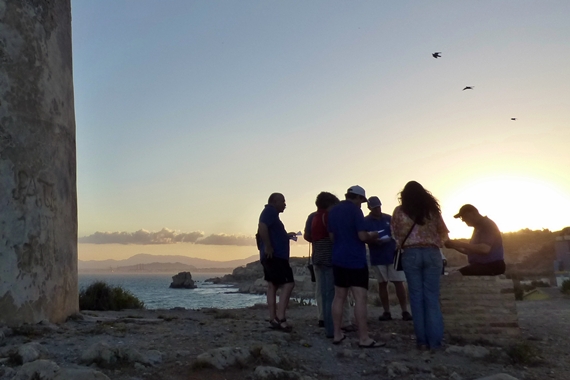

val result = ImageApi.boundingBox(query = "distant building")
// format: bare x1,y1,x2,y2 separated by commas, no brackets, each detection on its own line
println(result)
554,232,570,287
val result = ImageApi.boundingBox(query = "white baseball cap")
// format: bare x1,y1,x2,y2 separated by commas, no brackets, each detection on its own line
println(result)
347,185,367,201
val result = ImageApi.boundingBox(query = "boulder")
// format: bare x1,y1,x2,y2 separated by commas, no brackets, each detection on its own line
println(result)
170,272,196,289
446,345,490,359
16,343,44,364
11,360,60,380
253,366,308,380
194,347,253,370
53,368,110,380
80,341,159,368
387,362,410,377
80,342,118,367
475,375,520,380
259,344,281,365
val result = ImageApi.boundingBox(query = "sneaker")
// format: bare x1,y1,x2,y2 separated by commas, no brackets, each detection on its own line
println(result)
402,311,413,321
318,320,325,328
378,312,392,321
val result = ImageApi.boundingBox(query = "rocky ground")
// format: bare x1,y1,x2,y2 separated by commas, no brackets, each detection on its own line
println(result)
1,287,569,380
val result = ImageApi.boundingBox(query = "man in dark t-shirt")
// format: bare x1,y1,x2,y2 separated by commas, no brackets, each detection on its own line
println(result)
257,193,296,331
445,204,506,276
328,185,384,348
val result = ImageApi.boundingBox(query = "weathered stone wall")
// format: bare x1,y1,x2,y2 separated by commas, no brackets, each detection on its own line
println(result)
441,276,520,344
0,0,77,325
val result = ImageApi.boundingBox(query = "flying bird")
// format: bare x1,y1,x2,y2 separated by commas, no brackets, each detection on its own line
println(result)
511,118,517,121
432,52,441,58
462,86,474,91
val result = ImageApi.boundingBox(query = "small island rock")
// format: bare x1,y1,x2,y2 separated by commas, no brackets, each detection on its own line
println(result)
170,271,197,289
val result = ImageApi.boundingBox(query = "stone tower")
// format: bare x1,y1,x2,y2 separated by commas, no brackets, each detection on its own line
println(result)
0,0,78,325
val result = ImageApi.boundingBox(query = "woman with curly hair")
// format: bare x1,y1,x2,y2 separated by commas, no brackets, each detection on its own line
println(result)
391,181,449,350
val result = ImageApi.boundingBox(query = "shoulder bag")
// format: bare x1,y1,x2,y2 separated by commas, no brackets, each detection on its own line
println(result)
393,222,416,271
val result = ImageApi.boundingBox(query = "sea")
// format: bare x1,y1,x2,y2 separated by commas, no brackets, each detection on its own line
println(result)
78,273,266,310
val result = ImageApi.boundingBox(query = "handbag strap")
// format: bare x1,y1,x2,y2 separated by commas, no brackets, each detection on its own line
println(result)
401,222,416,248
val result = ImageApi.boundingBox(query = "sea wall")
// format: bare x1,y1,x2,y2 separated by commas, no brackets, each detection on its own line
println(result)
0,0,78,325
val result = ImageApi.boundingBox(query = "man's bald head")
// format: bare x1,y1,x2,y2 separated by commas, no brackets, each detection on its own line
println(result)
268,193,286,213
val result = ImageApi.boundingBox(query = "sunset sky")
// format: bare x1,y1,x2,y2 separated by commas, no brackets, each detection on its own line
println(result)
72,1,570,261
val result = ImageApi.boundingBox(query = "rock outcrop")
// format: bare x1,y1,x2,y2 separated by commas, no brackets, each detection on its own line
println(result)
169,272,197,289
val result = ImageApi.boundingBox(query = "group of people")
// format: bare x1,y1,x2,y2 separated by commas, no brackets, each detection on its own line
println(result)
256,181,505,351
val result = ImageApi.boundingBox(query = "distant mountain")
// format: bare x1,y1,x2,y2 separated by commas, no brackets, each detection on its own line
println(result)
109,262,197,273
79,253,258,271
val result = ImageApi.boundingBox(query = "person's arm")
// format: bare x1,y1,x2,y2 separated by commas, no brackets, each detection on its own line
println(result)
303,213,313,243
391,207,404,247
445,239,490,255
257,222,274,258
357,211,378,242
437,213,451,246
358,230,379,243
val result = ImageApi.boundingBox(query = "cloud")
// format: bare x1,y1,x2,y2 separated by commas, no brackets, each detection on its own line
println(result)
79,228,204,245
195,233,257,246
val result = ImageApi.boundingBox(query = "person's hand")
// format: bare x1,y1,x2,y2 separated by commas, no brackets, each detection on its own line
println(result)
287,232,298,241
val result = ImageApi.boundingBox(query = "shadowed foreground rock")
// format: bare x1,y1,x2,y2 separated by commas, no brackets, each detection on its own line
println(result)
2,297,569,380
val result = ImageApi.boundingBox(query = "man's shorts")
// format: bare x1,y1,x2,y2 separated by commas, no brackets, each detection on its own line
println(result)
262,257,295,285
333,265,369,290
371,264,406,283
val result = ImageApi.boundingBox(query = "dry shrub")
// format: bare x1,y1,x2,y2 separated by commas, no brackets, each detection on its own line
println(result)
79,281,144,311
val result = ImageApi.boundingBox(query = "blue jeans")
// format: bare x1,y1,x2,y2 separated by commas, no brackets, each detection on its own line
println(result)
315,265,334,338
402,247,444,349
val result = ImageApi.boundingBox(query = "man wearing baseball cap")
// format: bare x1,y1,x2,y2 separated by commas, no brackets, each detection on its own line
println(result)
364,196,412,321
445,204,506,276
327,185,384,348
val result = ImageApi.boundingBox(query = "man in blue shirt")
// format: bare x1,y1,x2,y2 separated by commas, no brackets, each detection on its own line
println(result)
257,193,297,331
364,196,412,321
328,185,384,348
445,204,506,276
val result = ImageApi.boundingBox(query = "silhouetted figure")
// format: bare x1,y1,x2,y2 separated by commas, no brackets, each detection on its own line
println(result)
257,193,297,332
445,204,506,276
462,86,474,91
432,52,441,58
511,118,517,121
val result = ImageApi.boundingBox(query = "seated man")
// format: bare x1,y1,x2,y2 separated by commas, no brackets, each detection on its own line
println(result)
445,204,506,276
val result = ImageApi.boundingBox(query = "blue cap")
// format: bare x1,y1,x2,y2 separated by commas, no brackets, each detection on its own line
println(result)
367,196,382,209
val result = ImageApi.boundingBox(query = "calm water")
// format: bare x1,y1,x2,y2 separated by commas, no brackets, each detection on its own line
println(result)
78,273,266,310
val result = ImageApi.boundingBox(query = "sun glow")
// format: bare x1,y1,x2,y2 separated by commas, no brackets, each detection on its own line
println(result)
442,175,570,238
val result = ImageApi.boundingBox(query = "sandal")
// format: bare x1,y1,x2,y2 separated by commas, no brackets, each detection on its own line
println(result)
341,324,358,332
332,334,346,345
358,340,385,349
269,318,292,332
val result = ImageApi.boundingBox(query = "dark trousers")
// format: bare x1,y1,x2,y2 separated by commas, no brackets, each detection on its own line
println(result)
459,260,506,276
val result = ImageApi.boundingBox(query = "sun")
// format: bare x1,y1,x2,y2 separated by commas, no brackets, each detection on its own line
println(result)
441,175,570,238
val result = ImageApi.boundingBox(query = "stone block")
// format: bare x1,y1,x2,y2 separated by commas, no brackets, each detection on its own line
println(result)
441,275,520,344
